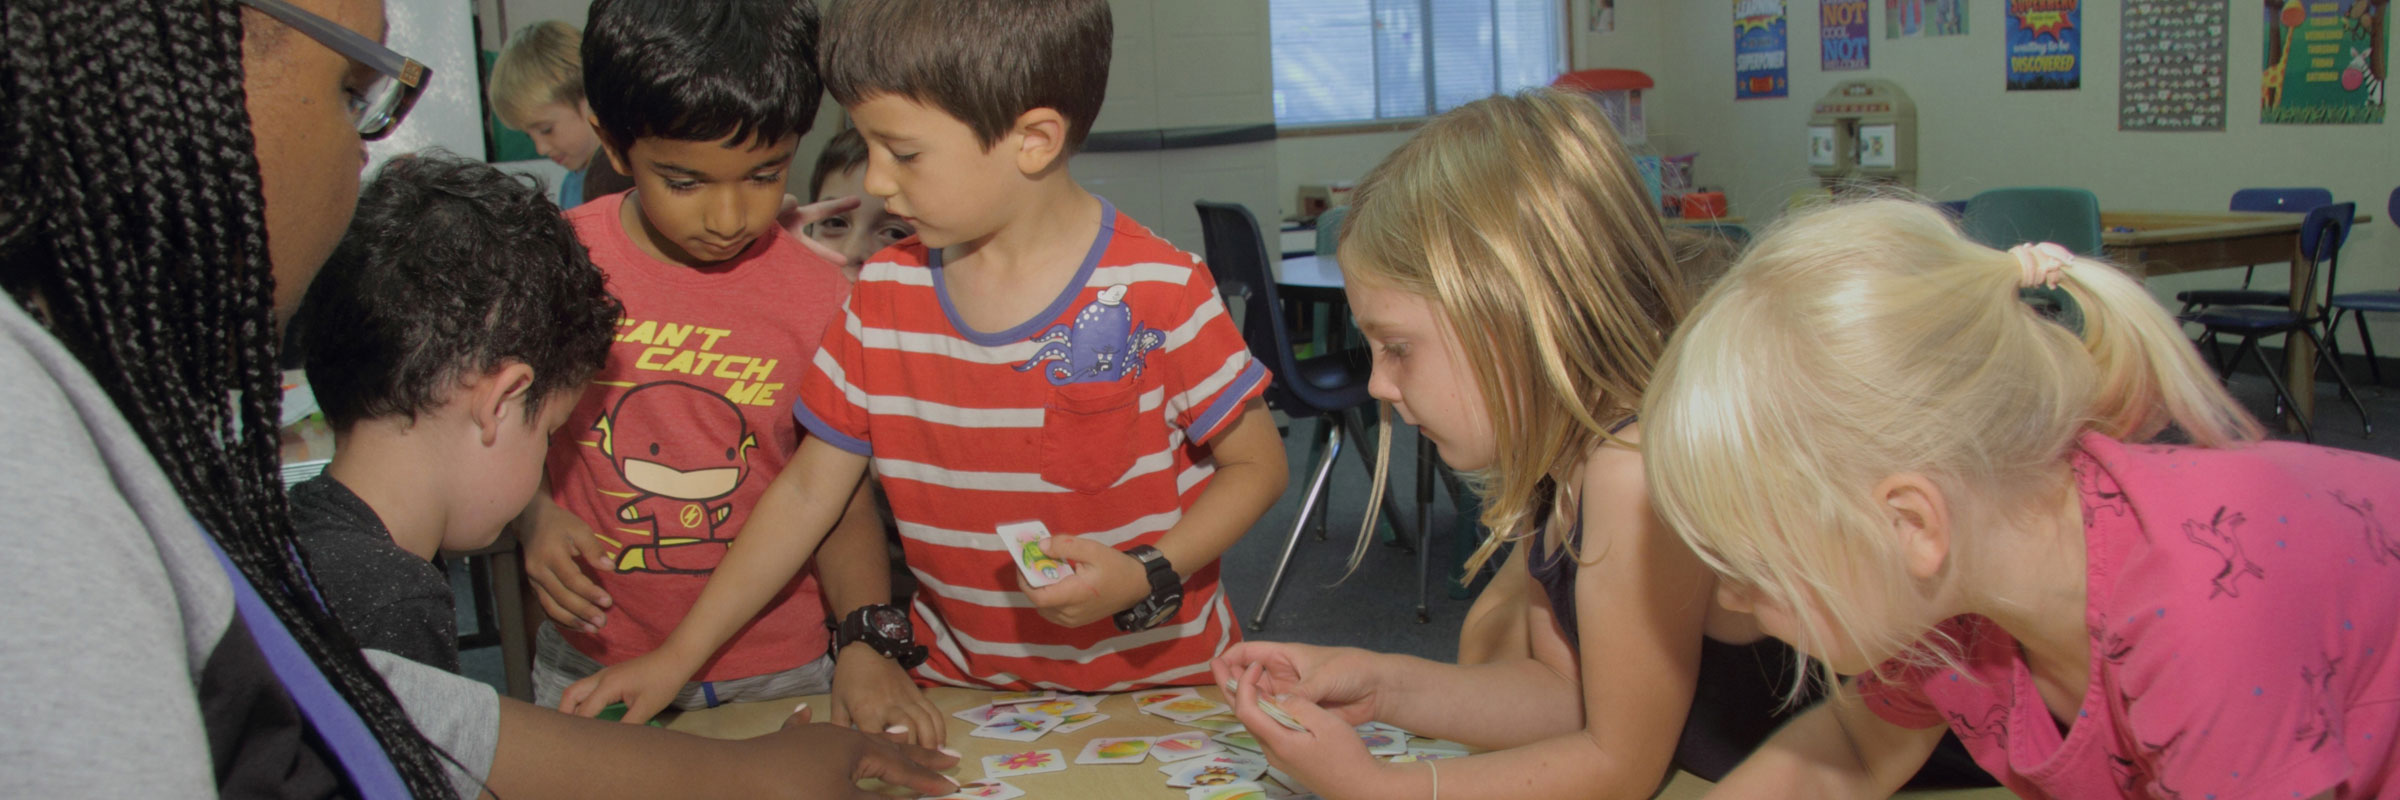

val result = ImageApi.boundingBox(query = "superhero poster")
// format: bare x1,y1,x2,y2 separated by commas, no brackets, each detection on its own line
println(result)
2262,0,2387,124
1735,0,1790,100
2007,0,2081,90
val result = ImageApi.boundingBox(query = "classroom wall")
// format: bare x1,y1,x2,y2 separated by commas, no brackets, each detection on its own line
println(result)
1610,1,2399,354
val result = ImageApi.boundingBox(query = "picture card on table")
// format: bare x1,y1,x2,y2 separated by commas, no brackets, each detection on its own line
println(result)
929,780,1025,800
969,712,1062,742
981,749,1068,778
1075,736,1155,765
1149,731,1224,762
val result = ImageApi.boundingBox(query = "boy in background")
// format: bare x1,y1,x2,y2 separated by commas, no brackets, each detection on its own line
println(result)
487,20,632,210
291,153,619,673
565,0,1287,744
517,0,910,729
802,127,915,281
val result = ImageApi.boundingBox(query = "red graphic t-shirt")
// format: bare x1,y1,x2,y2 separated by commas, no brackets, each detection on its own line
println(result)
547,191,851,680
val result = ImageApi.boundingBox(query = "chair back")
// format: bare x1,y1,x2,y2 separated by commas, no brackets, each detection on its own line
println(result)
2229,187,2333,213
1960,187,2104,256
2298,202,2356,307
2388,186,2399,233
1314,205,1350,257
1195,200,1334,417
1683,221,1753,250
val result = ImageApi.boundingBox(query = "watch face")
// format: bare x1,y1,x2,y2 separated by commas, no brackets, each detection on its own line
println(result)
867,606,910,640
1141,596,1182,628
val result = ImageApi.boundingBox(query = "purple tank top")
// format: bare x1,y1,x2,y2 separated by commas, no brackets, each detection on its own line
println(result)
1525,417,1634,649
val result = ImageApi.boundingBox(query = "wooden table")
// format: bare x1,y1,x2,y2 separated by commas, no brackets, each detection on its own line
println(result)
2102,209,2375,432
667,686,2018,799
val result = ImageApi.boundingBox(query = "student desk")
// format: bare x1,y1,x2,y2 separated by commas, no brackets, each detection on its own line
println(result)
2102,209,2376,433
665,685,2016,798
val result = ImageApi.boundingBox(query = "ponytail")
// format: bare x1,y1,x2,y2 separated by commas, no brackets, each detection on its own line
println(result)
2048,249,2263,446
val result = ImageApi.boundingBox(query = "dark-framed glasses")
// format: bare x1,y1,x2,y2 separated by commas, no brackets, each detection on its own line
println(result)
236,0,430,140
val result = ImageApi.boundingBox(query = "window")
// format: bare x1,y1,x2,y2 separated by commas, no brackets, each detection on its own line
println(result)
1270,0,1564,127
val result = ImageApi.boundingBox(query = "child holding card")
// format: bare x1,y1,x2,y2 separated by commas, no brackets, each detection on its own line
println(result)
1213,90,1991,800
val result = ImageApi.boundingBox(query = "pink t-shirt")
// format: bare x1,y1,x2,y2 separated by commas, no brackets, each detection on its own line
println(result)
1861,433,2400,799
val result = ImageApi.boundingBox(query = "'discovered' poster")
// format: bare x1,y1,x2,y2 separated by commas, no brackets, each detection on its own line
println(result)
1736,0,1791,99
2006,0,2082,90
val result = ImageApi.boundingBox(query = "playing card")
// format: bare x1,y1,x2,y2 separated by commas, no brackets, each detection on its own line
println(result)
1165,757,1267,788
1265,765,1309,794
1143,695,1235,723
1013,697,1090,717
1356,721,1409,737
1075,736,1155,765
1148,731,1224,762
981,749,1067,778
1160,752,1268,775
969,712,1062,742
952,703,1005,724
930,779,1026,800
988,689,1056,707
1176,717,1245,733
1131,688,1201,710
1212,729,1262,751
998,521,1074,587
1254,698,1309,732
1051,711,1110,734
1186,782,1271,800
1407,738,1471,757
1356,730,1407,756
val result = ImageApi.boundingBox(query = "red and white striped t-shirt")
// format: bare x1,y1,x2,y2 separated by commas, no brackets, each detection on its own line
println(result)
794,200,1268,691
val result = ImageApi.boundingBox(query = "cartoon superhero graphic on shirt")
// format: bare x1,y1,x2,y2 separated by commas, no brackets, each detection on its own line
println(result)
592,381,757,574
1016,285,1166,385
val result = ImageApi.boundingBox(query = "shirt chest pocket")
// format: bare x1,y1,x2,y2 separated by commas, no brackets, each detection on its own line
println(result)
1039,382,1148,494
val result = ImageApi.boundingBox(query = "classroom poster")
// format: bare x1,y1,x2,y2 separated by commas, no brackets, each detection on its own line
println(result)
1823,0,1872,69
2261,0,2387,124
1588,0,1616,33
2121,0,2228,131
1736,0,1791,99
2005,0,2081,90
1888,0,1969,37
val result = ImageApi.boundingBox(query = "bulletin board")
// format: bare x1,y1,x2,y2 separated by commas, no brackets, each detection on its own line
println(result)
2121,0,2228,131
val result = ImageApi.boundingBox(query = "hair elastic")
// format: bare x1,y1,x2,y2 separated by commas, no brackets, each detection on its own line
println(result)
2009,242,2086,336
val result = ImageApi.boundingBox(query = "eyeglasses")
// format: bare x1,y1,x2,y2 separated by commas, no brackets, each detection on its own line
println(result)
236,0,430,140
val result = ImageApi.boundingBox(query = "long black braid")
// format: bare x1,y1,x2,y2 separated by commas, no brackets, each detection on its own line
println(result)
0,0,455,795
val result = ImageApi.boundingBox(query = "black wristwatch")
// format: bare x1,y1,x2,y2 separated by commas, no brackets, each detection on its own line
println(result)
1113,545,1184,632
830,603,928,669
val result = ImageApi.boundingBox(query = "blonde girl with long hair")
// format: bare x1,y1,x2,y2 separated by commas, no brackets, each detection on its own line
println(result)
1209,90,1986,800
1644,199,2400,799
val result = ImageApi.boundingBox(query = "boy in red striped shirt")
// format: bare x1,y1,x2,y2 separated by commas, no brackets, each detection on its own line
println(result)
566,0,1289,748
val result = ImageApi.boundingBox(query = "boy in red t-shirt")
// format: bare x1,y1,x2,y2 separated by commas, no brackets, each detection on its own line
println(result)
517,0,905,728
564,0,1290,750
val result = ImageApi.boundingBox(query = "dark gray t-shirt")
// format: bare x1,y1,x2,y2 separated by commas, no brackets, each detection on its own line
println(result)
0,299,495,797
290,474,461,672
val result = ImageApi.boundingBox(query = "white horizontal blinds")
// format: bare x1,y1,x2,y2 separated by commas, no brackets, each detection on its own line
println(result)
1493,0,1560,104
1271,0,1561,125
1429,0,1495,112
1373,0,1429,119
1269,0,1376,124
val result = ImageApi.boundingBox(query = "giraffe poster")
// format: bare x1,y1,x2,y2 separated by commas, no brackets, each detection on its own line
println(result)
2121,0,2228,131
2261,0,2387,124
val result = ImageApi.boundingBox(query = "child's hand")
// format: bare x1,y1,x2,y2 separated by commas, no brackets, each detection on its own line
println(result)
559,649,693,725
777,193,862,266
519,497,614,634
1213,641,1383,727
828,645,945,749
1017,535,1152,628
752,714,960,800
1227,661,1402,796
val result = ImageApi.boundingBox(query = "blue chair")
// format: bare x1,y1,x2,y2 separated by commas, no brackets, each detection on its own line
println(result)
1959,187,2104,256
1681,221,1753,251
2190,203,2369,440
2176,188,2335,314
1195,200,1416,629
1314,205,1349,257
2326,186,2400,387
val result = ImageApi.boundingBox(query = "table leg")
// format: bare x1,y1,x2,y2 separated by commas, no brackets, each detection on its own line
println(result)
2285,233,2316,433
